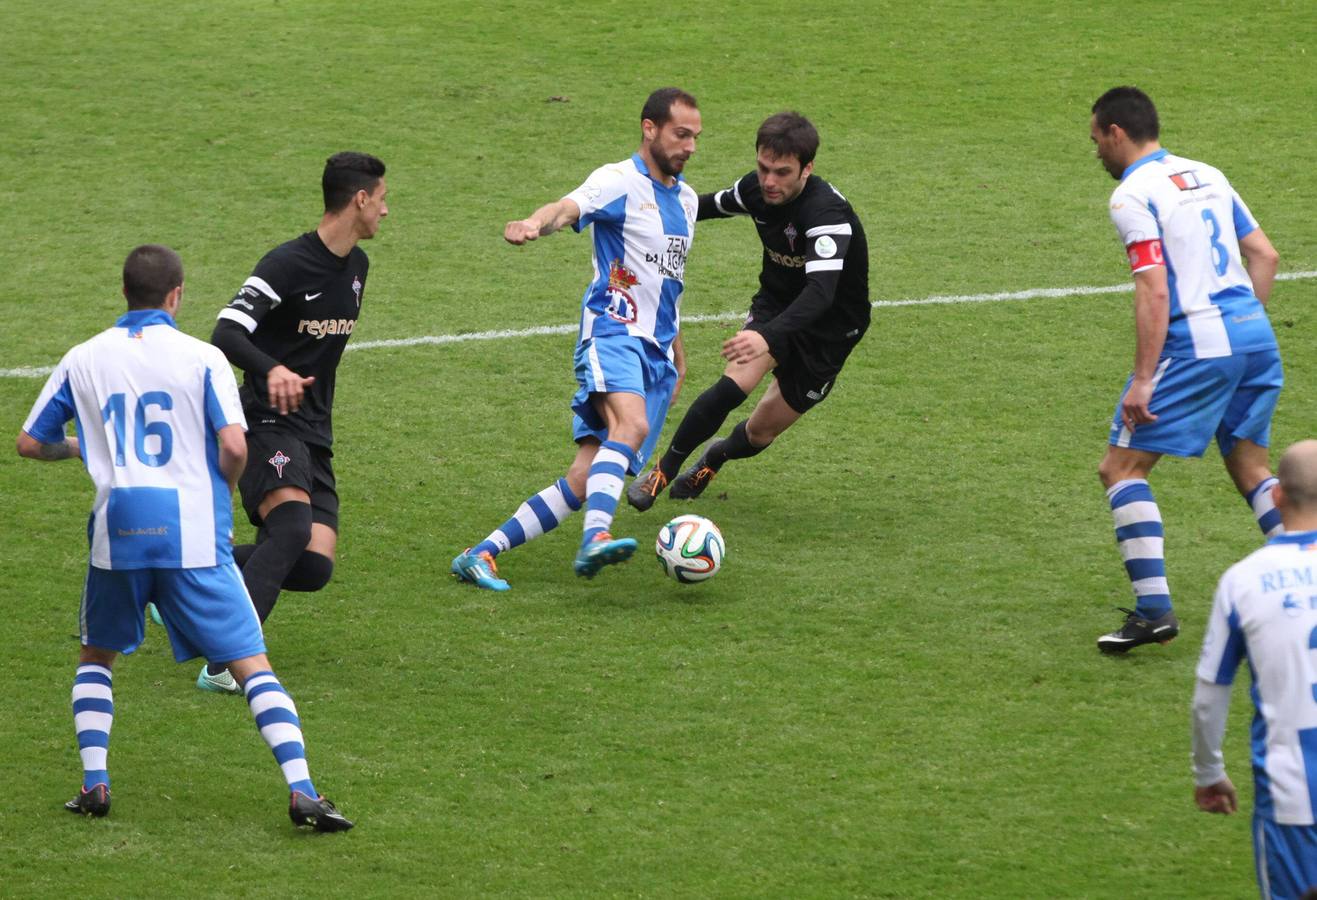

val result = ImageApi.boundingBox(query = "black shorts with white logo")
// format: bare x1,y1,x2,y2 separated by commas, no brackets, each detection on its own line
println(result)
238,427,339,530
747,308,865,415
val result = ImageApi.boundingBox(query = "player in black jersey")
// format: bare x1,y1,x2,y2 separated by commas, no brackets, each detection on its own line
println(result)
201,151,387,693
628,112,868,509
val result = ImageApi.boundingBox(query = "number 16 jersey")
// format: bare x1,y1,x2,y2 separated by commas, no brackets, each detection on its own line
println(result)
22,310,247,570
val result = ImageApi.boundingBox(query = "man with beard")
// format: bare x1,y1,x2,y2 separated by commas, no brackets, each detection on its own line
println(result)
451,88,701,589
1086,86,1282,653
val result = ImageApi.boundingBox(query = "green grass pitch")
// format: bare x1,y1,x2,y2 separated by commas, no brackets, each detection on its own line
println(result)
2,1,1315,896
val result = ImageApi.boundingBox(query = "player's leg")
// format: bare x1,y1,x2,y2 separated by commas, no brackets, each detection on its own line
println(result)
1095,445,1178,651
633,355,773,510
68,644,118,817
574,390,647,577
453,458,586,591
202,486,311,688
226,653,352,831
67,566,150,817
1219,348,1285,537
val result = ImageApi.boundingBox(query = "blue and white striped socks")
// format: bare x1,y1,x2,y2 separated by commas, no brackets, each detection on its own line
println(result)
582,441,632,547
473,477,582,558
72,664,114,791
1108,479,1172,619
1248,476,1283,538
244,671,317,798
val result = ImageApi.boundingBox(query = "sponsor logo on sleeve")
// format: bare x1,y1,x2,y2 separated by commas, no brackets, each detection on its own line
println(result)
814,235,838,259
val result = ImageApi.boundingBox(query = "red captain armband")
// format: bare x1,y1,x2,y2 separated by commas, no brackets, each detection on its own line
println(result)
1126,239,1165,272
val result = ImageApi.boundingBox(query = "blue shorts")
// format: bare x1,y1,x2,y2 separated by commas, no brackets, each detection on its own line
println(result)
571,335,677,475
1254,815,1317,900
1109,349,1282,458
80,564,266,664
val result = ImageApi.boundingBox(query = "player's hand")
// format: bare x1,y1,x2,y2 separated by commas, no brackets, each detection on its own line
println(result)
266,365,315,415
1120,378,1158,432
504,219,542,245
1195,779,1238,814
721,330,770,365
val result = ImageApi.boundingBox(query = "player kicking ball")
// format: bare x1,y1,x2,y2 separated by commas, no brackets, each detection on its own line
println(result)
452,88,701,590
627,112,869,511
17,246,351,831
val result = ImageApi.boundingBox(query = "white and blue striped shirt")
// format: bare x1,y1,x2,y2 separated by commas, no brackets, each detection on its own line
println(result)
565,153,698,359
1198,531,1317,824
22,309,247,570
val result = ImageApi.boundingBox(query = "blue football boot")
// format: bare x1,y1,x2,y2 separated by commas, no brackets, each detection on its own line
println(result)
452,549,510,592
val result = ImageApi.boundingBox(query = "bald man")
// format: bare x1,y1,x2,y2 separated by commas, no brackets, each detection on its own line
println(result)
1193,440,1317,899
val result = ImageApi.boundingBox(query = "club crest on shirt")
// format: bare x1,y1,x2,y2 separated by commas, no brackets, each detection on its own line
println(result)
269,450,291,477
606,258,640,323
784,222,798,251
352,275,363,307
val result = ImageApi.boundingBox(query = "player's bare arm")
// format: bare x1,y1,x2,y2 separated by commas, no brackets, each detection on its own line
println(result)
1122,266,1170,431
504,198,582,245
265,365,316,416
16,431,80,461
670,333,686,406
216,424,247,490
1239,228,1280,304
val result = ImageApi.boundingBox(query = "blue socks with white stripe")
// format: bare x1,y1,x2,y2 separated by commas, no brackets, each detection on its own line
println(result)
1107,479,1172,619
582,440,632,547
1248,476,1283,537
244,671,317,798
473,477,582,558
72,664,113,791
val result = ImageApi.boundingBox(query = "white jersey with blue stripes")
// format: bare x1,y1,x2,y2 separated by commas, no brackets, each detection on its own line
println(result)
22,310,247,570
1198,532,1317,824
1109,149,1276,359
565,153,698,358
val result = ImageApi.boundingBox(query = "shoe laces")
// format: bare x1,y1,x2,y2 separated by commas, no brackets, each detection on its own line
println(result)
690,466,715,488
643,470,668,496
476,551,499,577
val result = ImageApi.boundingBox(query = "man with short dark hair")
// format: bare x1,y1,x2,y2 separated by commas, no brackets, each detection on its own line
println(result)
627,111,869,509
204,152,387,690
1193,439,1317,897
17,245,351,830
451,88,701,590
1086,86,1283,653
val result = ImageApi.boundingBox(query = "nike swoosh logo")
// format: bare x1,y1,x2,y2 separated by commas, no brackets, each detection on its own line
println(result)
305,292,322,301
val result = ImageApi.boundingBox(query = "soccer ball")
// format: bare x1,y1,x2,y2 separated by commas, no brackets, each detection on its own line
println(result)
656,514,724,583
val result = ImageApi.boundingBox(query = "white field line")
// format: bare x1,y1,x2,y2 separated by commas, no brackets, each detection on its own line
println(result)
4,270,1316,379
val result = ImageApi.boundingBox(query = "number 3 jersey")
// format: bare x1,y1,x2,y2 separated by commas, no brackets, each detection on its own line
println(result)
22,310,247,570
1198,532,1317,824
1108,149,1276,359
565,153,697,359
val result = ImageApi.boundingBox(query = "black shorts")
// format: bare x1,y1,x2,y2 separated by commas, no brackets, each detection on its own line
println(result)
238,428,339,530
747,305,865,414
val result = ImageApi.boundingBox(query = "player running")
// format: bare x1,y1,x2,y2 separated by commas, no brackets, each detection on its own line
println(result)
1088,87,1283,653
1193,440,1317,898
17,245,351,830
203,152,387,691
627,111,869,510
451,87,700,590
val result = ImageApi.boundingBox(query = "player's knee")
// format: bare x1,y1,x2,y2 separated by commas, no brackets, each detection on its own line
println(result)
282,551,334,592
263,500,314,553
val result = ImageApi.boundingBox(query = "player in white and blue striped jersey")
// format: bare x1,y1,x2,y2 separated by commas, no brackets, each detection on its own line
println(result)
452,88,701,589
17,245,351,830
1194,440,1317,899
1088,87,1284,653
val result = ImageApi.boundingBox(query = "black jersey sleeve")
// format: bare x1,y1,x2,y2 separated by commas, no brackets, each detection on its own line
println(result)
697,173,757,221
211,318,280,376
215,254,290,335
753,207,856,350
